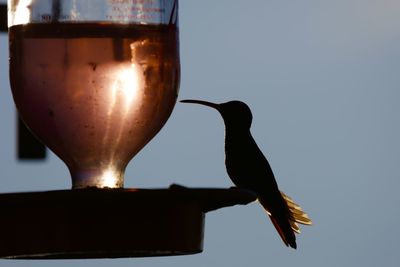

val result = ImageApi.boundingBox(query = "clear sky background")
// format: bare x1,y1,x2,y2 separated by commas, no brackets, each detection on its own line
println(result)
1,0,400,266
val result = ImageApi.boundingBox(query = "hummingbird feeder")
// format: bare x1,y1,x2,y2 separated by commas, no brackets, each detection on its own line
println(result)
0,1,256,259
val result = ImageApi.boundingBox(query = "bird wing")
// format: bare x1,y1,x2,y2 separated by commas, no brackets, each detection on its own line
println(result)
280,191,312,233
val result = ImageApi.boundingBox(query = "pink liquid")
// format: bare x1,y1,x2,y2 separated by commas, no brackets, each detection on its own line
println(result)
9,23,180,188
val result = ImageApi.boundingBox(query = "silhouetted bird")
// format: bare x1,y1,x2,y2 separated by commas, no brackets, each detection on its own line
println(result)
181,99,312,249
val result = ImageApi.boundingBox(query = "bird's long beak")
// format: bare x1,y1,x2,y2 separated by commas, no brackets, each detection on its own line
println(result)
180,99,220,110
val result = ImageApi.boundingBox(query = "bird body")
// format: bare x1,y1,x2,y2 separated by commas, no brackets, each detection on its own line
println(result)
181,99,312,249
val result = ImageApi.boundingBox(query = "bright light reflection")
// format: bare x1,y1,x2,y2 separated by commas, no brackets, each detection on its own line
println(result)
111,63,142,107
100,169,120,188
108,40,144,114
12,0,33,26
102,41,145,173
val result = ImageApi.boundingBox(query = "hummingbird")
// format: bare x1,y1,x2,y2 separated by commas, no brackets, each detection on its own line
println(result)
180,99,312,249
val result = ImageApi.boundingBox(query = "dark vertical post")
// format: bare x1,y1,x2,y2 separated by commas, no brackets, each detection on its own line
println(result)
17,116,47,159
0,4,47,160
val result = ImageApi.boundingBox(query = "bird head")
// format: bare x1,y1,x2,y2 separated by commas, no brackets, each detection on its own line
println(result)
180,99,253,130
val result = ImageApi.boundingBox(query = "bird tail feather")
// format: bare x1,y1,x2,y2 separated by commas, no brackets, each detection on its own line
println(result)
259,196,297,249
259,192,311,249
280,191,312,233
268,215,292,248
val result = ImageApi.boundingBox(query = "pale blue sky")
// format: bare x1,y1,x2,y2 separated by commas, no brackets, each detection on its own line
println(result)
1,0,400,266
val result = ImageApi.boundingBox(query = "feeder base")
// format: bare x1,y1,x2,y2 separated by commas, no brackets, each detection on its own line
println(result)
0,186,256,259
